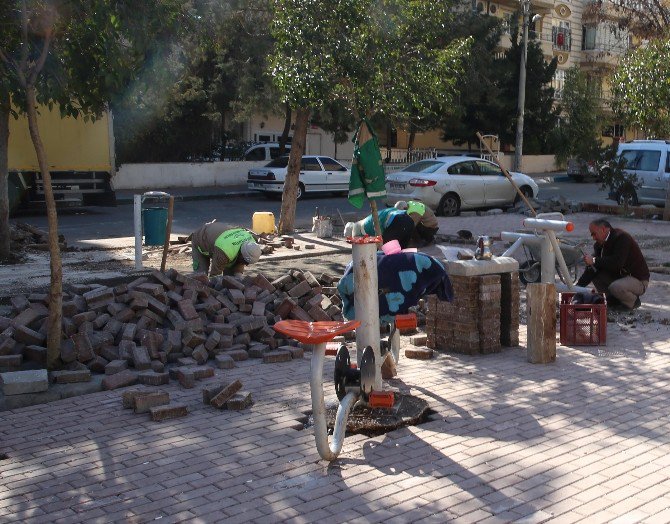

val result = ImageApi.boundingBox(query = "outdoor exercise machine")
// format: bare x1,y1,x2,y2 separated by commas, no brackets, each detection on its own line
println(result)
274,236,402,461
501,212,584,291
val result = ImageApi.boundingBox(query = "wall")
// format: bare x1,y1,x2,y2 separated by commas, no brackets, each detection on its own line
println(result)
111,161,266,190
112,154,559,191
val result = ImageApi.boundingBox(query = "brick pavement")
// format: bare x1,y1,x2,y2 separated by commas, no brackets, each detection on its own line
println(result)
2,302,670,523
2,212,670,523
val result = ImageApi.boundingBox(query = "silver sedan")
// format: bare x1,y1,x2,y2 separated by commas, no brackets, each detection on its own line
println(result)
384,156,539,216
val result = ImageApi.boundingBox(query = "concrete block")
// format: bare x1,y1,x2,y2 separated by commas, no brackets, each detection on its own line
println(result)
0,369,49,395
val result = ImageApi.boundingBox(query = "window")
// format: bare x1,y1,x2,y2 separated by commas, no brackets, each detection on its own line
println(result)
266,156,289,168
405,160,444,173
552,69,566,99
447,162,477,175
300,158,322,171
583,26,596,50
475,160,503,176
619,150,661,171
318,157,347,171
270,145,290,159
244,147,266,161
552,22,571,51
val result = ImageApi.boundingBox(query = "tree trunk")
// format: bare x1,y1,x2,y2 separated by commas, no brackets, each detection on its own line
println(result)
407,130,416,151
278,107,310,234
25,86,62,369
0,92,10,261
279,102,292,156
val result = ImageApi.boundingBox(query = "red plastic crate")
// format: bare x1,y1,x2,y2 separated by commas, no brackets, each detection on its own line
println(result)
559,292,607,346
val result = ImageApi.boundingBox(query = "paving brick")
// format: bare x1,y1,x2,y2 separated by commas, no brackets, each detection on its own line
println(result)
149,403,188,421
134,391,170,413
101,369,138,390
210,379,243,408
105,359,128,375
14,325,46,346
122,388,160,408
23,345,47,365
226,349,249,361
191,366,215,380
131,346,152,370
50,369,92,384
192,345,208,365
214,354,235,369
202,383,225,404
263,350,292,363
404,347,434,360
225,391,253,411
0,354,22,368
138,371,170,386
177,369,196,388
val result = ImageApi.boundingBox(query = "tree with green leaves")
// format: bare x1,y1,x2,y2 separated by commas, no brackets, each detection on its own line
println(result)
551,67,602,170
0,0,190,367
611,37,670,139
270,0,471,233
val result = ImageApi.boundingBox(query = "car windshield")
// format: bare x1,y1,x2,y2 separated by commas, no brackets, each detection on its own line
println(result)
403,160,444,173
266,156,289,168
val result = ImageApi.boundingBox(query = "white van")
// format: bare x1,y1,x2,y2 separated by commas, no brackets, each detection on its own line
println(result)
241,142,291,161
610,140,670,206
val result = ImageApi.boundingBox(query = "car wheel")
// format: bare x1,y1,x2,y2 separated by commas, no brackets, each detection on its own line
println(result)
296,183,305,201
617,189,638,207
519,260,541,285
437,193,460,217
514,186,533,204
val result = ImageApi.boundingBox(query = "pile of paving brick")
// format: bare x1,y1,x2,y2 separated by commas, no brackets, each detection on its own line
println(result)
0,268,344,387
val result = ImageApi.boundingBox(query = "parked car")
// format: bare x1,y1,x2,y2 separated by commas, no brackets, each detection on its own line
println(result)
242,142,291,161
567,158,598,182
247,155,350,200
606,140,670,207
384,156,539,216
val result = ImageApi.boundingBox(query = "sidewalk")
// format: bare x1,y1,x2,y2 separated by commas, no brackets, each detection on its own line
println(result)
3,211,670,523
2,292,670,522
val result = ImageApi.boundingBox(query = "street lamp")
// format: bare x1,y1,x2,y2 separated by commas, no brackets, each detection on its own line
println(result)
514,0,542,172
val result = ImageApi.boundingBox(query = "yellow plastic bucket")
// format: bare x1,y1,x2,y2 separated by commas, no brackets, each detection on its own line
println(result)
252,211,275,234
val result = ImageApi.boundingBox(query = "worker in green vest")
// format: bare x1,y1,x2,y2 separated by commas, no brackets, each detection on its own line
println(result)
395,200,439,246
191,223,262,276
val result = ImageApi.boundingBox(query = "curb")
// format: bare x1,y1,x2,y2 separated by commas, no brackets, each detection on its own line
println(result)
114,189,256,204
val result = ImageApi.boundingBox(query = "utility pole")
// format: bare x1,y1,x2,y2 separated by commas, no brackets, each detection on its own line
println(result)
514,0,531,173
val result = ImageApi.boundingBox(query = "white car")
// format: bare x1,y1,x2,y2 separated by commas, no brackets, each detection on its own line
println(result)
247,155,350,200
384,156,539,216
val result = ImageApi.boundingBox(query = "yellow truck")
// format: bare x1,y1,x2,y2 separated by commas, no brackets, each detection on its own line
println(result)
8,106,116,212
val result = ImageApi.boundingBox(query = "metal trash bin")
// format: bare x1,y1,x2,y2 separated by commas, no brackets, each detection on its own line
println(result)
141,191,171,246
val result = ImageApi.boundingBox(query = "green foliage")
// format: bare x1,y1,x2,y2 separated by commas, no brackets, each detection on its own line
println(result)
550,67,602,166
270,0,471,124
442,20,558,154
611,37,670,138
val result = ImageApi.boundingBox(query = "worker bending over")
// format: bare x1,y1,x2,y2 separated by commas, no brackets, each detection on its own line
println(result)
344,207,416,249
191,223,262,276
394,200,439,246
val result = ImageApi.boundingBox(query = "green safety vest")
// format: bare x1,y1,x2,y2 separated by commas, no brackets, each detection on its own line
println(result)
213,228,254,267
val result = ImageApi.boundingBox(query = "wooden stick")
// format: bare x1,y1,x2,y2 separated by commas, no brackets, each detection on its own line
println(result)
160,196,175,272
476,131,537,217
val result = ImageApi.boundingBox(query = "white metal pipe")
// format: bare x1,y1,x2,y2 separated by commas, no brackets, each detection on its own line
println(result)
540,235,555,284
134,194,142,269
352,241,381,390
310,341,359,461
523,217,574,232
547,230,575,290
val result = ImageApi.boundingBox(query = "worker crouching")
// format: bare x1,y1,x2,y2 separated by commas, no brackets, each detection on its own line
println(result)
191,224,262,276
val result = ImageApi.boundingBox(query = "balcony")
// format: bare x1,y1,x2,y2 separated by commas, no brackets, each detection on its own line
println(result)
552,27,571,51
